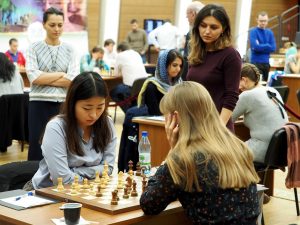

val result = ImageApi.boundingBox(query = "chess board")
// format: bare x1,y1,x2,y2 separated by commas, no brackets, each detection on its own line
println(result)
35,174,145,215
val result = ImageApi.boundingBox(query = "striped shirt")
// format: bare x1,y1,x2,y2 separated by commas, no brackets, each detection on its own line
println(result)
26,41,79,102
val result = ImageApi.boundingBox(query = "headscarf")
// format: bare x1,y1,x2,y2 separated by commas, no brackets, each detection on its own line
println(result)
138,49,182,106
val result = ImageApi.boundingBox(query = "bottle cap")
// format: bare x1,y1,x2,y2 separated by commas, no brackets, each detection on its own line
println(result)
141,131,148,137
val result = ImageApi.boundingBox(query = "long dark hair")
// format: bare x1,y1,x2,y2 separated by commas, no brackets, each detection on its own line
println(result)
61,72,111,156
188,4,232,65
166,49,184,84
0,52,15,82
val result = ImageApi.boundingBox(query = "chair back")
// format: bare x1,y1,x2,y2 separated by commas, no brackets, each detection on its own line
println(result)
0,93,29,151
297,89,300,106
264,128,288,167
273,85,289,103
130,77,147,97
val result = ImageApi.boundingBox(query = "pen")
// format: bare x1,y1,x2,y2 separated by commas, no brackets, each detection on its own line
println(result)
15,192,34,201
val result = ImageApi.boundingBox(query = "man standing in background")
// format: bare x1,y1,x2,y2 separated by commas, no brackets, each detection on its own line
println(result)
5,38,26,69
182,1,204,80
148,19,183,53
250,11,276,81
125,19,148,63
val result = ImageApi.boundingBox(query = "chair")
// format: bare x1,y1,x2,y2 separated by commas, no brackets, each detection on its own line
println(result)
109,77,147,123
255,127,299,216
297,89,300,106
0,93,29,152
273,85,289,103
0,161,39,192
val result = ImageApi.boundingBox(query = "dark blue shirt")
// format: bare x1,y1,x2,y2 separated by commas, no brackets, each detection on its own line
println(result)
140,154,260,225
250,27,276,64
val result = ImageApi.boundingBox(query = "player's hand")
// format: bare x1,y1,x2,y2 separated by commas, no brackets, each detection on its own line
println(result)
165,112,179,150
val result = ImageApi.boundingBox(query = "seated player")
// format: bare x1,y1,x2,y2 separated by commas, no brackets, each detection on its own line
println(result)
0,52,24,97
137,49,183,115
284,45,300,74
232,63,288,163
140,81,260,224
28,72,117,190
80,46,110,73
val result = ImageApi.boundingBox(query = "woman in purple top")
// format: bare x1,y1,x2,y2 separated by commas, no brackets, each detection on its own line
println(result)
187,4,241,131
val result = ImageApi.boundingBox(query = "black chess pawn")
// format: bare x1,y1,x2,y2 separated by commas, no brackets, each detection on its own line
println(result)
131,180,138,197
142,176,147,192
111,190,118,205
123,187,129,199
135,162,141,176
126,176,132,192
96,185,102,197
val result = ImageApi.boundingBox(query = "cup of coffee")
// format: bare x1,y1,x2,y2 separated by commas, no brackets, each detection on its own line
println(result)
60,203,82,225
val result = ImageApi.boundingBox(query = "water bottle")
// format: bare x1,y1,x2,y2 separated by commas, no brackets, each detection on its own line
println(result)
138,131,151,176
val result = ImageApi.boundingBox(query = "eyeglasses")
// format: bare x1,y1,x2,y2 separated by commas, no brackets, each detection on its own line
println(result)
258,20,268,23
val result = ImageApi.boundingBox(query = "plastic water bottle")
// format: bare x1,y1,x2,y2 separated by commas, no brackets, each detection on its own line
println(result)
138,131,151,176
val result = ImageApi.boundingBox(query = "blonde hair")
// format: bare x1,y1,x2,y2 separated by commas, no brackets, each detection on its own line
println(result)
159,82,259,192
188,4,232,65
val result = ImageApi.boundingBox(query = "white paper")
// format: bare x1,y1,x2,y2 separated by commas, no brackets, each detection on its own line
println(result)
1,195,54,208
144,116,165,121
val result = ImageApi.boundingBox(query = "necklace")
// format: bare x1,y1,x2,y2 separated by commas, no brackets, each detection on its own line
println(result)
46,43,60,72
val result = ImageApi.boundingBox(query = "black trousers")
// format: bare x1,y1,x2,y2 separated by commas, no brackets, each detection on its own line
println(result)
253,63,270,82
27,101,61,161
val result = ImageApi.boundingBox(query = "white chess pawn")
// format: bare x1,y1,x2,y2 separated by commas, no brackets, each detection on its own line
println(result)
57,177,65,192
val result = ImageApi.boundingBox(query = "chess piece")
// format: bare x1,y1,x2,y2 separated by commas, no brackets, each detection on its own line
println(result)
100,177,106,189
141,167,146,177
142,176,148,193
128,160,134,174
117,176,123,189
94,171,100,183
131,180,138,197
135,162,141,176
126,176,132,192
115,189,120,201
123,187,129,199
83,178,89,189
111,190,118,205
57,177,65,192
102,170,109,182
74,175,80,191
70,182,77,194
118,171,124,186
104,161,109,173
96,185,102,197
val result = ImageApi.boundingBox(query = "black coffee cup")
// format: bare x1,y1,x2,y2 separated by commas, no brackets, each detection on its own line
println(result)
60,203,82,225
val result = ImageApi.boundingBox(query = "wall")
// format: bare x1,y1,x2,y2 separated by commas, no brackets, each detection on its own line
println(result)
86,0,101,49
250,0,298,49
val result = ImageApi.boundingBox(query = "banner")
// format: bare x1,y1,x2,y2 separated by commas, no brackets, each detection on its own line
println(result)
0,0,87,32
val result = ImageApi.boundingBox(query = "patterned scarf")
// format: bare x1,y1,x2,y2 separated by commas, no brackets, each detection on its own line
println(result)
138,49,182,106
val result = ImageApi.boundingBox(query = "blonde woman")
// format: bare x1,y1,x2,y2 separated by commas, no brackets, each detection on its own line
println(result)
140,81,260,224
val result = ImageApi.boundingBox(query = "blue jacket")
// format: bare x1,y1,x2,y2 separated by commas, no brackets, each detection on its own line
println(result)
250,27,276,64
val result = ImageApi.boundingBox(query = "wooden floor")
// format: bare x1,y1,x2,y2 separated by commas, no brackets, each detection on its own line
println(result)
1,107,300,225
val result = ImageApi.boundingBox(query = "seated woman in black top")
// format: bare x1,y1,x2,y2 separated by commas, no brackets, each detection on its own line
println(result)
137,49,183,115
140,82,260,225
